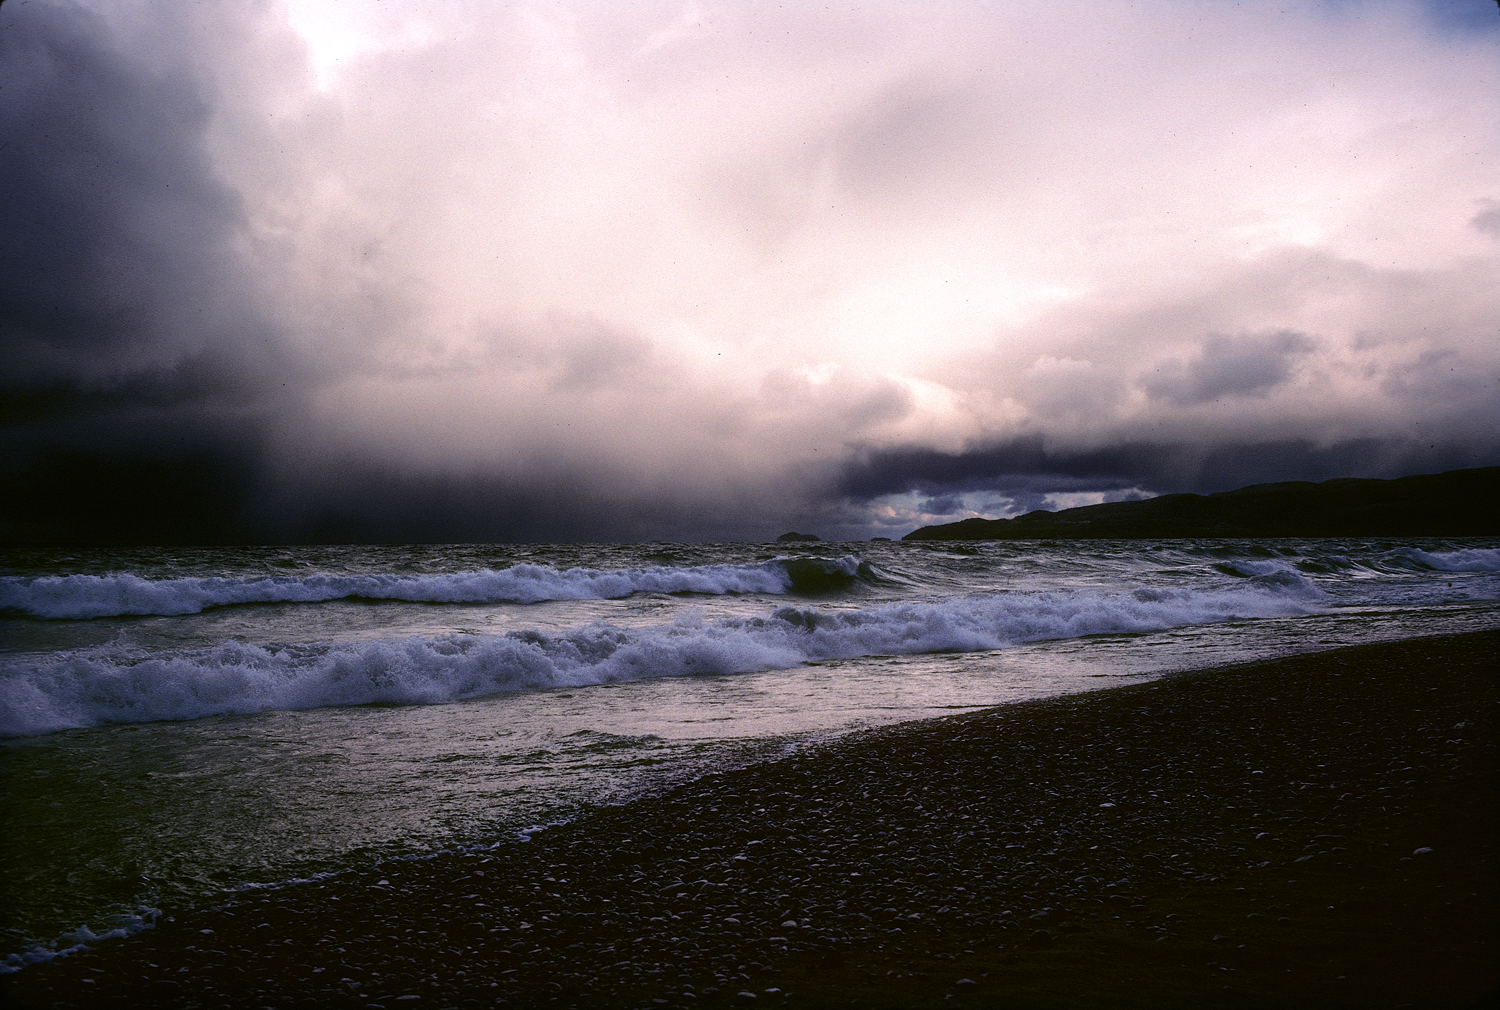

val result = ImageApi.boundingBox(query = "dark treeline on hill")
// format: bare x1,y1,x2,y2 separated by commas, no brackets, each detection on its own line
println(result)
903,466,1500,541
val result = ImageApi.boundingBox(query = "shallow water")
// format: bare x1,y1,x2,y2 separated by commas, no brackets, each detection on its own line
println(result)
3,538,1498,964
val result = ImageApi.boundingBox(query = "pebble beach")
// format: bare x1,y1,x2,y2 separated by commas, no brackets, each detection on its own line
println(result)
5,629,1496,1010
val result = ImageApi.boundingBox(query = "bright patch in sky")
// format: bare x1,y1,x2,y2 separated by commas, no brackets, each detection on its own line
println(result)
285,0,436,90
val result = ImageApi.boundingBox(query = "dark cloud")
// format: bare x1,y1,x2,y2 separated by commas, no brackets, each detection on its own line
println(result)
249,463,755,546
0,4,274,395
3,444,769,546
1307,0,1500,35
1005,490,1060,515
4,422,267,545
837,435,1500,506
0,3,300,545
916,494,965,516
838,436,1153,501
1140,331,1314,406
1411,0,1500,34
1471,200,1500,236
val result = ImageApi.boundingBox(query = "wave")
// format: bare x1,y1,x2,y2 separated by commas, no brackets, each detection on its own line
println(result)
0,556,877,620
1217,547,1500,583
0,576,1324,736
1398,547,1500,573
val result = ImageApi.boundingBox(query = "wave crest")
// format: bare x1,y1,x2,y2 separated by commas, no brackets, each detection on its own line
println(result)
1400,547,1500,573
1,577,1323,736
0,558,877,619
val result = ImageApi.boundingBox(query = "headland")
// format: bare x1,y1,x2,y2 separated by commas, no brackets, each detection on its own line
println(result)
904,466,1500,540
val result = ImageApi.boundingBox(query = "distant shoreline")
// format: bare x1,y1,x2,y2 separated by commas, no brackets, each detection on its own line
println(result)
7,628,1497,1009
904,465,1500,541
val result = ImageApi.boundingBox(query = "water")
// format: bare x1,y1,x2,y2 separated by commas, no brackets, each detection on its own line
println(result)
3,538,1498,967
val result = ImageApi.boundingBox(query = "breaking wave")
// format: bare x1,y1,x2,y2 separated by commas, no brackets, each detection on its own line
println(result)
1215,547,1500,583
1,577,1323,736
0,556,876,620
1399,547,1500,573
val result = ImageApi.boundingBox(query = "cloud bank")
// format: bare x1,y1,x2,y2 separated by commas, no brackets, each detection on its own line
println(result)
3,0,1497,543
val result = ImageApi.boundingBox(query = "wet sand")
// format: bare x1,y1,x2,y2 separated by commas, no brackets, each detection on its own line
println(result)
5,629,1497,1009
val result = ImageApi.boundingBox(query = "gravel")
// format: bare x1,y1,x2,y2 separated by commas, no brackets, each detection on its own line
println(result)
4,629,1496,1009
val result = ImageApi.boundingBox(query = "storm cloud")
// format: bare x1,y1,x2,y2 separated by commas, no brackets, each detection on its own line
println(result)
1141,331,1316,407
2,0,1497,543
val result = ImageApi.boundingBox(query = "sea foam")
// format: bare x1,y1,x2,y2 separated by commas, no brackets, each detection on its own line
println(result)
1402,547,1500,573
0,557,872,620
0,577,1323,736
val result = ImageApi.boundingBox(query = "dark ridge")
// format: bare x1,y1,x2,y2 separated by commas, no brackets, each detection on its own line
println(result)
777,532,823,542
903,466,1500,540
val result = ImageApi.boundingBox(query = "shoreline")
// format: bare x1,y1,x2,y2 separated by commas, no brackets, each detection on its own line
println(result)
4,629,1497,1009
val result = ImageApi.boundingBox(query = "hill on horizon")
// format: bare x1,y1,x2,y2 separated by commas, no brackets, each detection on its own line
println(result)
902,466,1500,541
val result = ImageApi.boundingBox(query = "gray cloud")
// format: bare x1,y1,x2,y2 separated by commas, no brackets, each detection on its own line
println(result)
1471,200,1500,236
1001,490,1060,515
542,316,655,394
1141,331,1315,406
916,494,966,516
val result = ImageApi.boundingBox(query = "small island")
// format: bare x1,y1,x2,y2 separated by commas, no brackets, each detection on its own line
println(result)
904,466,1499,541
776,531,823,542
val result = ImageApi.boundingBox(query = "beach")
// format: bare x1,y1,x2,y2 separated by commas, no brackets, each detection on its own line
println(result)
5,2,1496,1002
5,2,1499,1005
4,628,1495,1009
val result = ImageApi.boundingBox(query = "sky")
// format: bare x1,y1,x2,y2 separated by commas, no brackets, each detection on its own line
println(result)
2,0,1498,544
